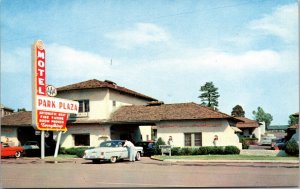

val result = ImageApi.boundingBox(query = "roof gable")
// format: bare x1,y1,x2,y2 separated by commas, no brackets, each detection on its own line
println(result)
57,79,157,101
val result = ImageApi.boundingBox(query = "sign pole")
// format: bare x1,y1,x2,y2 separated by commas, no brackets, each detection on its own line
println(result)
54,131,62,158
41,130,45,159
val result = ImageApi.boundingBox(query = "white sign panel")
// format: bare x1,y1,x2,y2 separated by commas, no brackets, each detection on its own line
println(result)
36,95,79,114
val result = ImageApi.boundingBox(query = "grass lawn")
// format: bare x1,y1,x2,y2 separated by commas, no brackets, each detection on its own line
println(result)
152,155,299,161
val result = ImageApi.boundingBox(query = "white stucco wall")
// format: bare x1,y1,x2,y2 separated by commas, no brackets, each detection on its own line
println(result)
58,124,111,148
108,90,150,112
157,120,242,149
1,126,19,146
56,89,109,120
57,88,152,121
253,127,261,142
139,126,152,141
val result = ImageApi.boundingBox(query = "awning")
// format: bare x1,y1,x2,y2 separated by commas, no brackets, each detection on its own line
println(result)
231,126,242,132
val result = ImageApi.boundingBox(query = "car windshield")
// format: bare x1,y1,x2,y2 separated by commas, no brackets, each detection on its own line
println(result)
99,141,123,147
2,143,9,147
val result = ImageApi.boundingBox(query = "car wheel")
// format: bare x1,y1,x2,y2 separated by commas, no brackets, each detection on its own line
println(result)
15,151,21,158
135,152,141,161
110,156,117,163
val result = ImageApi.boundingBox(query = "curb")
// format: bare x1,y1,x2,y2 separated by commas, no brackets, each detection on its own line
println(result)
162,159,299,164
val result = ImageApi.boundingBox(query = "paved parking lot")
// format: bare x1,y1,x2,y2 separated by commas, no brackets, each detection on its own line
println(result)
1,157,299,188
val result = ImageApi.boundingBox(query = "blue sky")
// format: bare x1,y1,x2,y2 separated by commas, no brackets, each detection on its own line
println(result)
1,0,298,125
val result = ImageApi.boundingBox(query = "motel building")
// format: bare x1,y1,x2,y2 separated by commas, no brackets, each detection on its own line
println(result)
1,79,242,149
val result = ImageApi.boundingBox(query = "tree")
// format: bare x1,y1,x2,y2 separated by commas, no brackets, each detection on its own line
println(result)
198,82,220,109
17,108,26,112
231,105,245,117
288,114,299,126
252,107,273,127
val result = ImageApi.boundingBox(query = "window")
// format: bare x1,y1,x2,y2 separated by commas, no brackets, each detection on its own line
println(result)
194,133,202,146
184,132,202,146
78,100,89,113
73,134,90,146
112,100,116,107
184,133,192,146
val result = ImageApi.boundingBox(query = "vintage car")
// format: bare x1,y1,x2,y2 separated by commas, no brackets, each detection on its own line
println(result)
22,141,55,156
135,141,156,156
0,142,24,158
271,138,287,150
83,140,143,163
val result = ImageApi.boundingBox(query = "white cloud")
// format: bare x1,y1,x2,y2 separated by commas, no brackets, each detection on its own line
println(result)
249,3,298,43
140,48,296,77
224,3,298,48
105,23,170,49
46,44,114,80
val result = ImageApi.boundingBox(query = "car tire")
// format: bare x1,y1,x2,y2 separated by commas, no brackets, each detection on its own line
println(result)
110,156,117,163
15,151,21,158
135,152,141,161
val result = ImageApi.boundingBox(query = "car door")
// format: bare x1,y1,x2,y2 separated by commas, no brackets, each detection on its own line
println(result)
113,141,127,158
1,143,14,157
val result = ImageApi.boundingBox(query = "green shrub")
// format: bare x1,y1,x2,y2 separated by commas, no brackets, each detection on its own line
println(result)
198,147,208,155
209,146,224,154
75,149,87,158
240,138,249,149
156,145,241,156
171,147,181,156
180,147,193,155
59,147,67,154
154,137,166,155
191,147,199,155
224,146,240,154
59,147,91,157
285,139,299,156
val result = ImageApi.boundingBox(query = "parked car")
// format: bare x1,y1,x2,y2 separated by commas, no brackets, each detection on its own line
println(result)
23,141,54,156
135,141,156,156
83,140,143,163
271,138,286,150
260,137,273,146
0,142,24,158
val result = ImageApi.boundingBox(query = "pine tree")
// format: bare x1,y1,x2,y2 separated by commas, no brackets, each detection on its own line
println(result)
198,82,220,109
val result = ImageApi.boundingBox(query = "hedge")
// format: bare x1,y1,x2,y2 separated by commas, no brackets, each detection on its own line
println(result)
169,146,240,156
59,147,92,158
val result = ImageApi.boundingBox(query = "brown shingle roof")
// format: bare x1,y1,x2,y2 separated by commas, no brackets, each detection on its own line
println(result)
110,102,237,123
1,111,32,126
57,79,157,101
235,117,259,128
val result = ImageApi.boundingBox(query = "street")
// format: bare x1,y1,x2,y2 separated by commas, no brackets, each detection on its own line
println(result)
1,157,299,188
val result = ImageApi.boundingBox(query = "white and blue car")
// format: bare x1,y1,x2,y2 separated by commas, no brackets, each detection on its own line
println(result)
83,140,144,163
